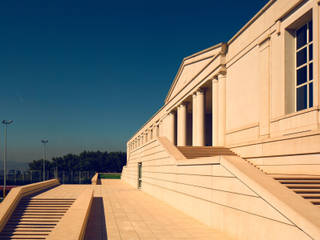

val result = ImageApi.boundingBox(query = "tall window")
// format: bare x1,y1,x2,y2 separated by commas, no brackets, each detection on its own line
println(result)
296,20,313,111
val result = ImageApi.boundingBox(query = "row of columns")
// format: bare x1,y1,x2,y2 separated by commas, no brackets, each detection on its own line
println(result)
128,71,226,152
168,72,226,147
128,123,160,152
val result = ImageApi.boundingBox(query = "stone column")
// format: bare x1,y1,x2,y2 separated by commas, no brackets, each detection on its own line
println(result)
177,103,187,146
196,89,205,146
159,120,163,137
150,127,153,140
212,77,219,146
145,130,148,143
155,123,159,137
192,92,197,146
167,112,175,144
218,73,226,146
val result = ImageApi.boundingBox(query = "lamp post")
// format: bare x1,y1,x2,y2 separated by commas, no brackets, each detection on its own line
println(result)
41,139,48,181
2,120,13,198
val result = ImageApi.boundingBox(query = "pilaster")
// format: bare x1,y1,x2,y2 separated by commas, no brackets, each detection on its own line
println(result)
192,92,198,146
195,89,206,146
212,77,219,146
218,73,226,146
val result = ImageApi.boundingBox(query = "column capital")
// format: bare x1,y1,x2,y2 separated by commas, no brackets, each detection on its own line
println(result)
212,66,227,80
217,65,227,76
196,88,206,95
179,102,188,107
212,76,219,83
220,43,228,55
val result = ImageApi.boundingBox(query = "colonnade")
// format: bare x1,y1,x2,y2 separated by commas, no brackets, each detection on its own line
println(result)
128,123,160,151
168,72,226,147
128,71,226,152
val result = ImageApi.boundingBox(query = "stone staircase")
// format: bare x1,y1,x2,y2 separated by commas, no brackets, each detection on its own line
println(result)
271,174,320,207
177,146,237,159
176,146,320,208
0,197,75,239
176,145,320,209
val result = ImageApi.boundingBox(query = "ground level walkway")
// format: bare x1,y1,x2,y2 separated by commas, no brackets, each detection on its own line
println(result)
85,179,231,240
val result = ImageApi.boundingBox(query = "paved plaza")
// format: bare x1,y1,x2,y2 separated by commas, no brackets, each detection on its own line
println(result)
85,179,231,240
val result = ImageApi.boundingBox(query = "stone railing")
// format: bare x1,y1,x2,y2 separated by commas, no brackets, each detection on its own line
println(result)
91,172,99,185
0,179,60,232
46,188,93,240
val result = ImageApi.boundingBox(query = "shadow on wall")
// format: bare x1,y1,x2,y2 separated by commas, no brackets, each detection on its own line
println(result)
84,197,107,240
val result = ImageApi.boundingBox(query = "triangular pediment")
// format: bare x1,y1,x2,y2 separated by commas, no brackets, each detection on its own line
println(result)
165,43,225,104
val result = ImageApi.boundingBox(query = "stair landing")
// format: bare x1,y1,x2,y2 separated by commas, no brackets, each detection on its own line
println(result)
177,146,237,159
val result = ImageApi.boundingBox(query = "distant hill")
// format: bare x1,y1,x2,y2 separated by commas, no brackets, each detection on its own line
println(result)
0,160,29,171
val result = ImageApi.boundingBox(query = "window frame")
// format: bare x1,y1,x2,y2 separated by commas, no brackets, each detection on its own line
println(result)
295,20,314,112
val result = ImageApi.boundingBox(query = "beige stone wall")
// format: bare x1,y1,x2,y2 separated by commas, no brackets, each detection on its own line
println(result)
226,0,319,151
121,138,313,240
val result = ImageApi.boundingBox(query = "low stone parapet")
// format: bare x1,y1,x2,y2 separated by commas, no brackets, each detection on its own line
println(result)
46,188,93,240
91,172,99,185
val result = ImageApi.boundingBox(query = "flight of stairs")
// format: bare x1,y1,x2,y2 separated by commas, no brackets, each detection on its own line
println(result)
176,146,320,208
177,146,237,159
272,175,320,206
0,197,75,239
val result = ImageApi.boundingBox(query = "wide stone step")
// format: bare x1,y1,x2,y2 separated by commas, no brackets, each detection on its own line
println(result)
10,217,62,220
14,209,67,213
13,213,64,216
16,207,69,212
0,232,49,236
301,194,320,198
286,184,320,189
7,220,60,224
4,224,56,227
271,174,320,180
279,180,320,184
1,229,51,233
0,235,46,240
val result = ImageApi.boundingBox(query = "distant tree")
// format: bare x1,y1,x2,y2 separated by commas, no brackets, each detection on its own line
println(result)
29,151,127,173
29,159,53,171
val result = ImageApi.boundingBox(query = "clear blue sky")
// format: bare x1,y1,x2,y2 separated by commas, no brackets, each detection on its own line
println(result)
0,0,269,168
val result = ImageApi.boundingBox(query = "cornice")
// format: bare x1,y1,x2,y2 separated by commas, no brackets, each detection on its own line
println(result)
228,0,276,45
276,0,308,21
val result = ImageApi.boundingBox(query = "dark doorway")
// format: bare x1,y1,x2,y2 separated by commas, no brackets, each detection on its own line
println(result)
138,162,142,189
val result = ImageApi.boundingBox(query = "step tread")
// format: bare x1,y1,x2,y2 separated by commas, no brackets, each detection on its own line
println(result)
286,184,320,188
270,174,320,179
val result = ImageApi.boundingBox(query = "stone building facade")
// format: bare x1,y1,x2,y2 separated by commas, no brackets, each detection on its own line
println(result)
122,1,320,239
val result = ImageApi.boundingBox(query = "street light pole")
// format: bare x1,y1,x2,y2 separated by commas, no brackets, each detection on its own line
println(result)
2,120,13,198
41,139,48,181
